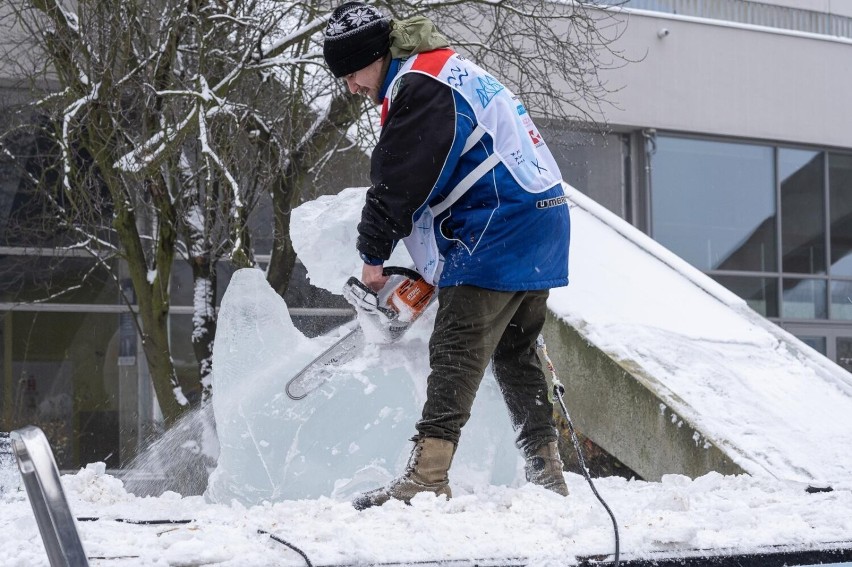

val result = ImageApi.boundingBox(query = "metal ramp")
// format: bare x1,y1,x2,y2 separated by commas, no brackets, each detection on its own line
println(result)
10,425,89,567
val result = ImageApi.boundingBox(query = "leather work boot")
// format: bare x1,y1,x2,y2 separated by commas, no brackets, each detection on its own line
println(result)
352,437,455,511
525,441,569,496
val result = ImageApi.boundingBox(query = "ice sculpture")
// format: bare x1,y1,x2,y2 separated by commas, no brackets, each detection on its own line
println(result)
205,189,522,506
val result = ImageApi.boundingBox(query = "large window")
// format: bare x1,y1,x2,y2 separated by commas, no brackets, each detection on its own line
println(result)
830,154,852,277
650,134,852,323
711,275,778,318
780,149,825,274
651,137,776,272
1,312,120,469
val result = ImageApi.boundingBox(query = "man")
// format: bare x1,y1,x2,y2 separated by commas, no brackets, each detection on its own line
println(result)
322,2,571,510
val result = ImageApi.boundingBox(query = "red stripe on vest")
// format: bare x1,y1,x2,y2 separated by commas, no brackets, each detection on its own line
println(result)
410,48,455,76
381,49,455,126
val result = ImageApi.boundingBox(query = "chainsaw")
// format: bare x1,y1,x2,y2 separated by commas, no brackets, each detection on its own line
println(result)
285,267,436,400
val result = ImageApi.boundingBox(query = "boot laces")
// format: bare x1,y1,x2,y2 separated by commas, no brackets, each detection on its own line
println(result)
404,443,422,474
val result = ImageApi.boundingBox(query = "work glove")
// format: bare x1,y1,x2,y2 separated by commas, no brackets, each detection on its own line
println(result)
342,276,382,314
342,276,406,343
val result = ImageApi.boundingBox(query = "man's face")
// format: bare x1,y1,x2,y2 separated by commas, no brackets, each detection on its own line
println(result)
344,57,385,105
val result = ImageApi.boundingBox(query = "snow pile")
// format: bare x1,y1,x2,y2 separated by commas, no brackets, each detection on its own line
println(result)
550,188,852,487
62,462,129,505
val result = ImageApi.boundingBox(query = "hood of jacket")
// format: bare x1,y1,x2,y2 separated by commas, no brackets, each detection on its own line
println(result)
389,16,450,59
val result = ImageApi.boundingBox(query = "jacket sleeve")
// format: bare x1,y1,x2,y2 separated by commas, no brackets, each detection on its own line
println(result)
356,72,457,261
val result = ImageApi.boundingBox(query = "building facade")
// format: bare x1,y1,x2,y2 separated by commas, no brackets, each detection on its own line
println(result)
545,0,852,369
0,0,850,471
0,3,356,471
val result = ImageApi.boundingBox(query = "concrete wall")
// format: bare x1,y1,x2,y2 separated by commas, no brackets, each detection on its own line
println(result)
585,9,852,148
542,313,746,481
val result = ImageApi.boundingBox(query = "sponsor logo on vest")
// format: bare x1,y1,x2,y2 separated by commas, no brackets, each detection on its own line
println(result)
447,65,469,87
536,196,567,209
528,129,542,146
475,76,504,108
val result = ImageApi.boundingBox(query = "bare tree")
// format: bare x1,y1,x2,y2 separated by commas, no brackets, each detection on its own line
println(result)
385,0,627,124
0,0,627,426
0,0,362,425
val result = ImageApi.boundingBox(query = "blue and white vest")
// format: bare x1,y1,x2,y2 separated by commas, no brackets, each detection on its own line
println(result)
384,49,569,289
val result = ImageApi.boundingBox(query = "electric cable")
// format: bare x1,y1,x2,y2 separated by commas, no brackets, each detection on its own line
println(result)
536,336,621,567
259,529,314,566
77,517,193,525
75,518,313,565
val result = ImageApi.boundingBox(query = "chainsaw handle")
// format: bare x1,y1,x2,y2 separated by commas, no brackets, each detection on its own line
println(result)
344,276,398,320
382,266,423,282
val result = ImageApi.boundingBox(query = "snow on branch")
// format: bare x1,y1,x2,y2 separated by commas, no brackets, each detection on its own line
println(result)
114,107,198,173
260,13,330,60
252,52,325,71
51,0,79,32
196,76,242,213
60,83,100,193
192,277,216,341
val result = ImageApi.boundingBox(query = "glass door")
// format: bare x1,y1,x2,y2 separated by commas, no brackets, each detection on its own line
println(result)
782,322,852,374
835,337,852,373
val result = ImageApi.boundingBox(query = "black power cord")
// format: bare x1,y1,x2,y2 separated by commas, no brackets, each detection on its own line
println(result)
77,518,314,566
77,517,193,525
259,529,314,566
537,336,621,567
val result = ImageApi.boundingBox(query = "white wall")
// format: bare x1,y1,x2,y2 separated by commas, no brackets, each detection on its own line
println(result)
759,0,852,19
592,10,852,149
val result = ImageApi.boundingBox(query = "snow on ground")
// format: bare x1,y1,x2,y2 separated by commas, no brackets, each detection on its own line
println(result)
2,462,852,566
3,185,852,565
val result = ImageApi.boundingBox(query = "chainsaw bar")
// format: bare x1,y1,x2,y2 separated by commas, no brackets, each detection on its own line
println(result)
285,322,365,400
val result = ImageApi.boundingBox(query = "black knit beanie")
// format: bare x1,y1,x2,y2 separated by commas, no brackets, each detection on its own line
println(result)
323,2,391,78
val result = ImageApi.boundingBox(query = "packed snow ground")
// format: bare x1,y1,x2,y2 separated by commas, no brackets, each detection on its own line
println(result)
3,185,852,565
2,462,852,566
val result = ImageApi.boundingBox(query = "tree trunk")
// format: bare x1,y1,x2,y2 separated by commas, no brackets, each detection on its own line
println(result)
267,174,300,297
267,93,362,296
190,255,217,403
113,203,186,425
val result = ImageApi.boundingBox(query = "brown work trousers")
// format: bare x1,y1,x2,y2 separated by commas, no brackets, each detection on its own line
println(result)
415,285,558,457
